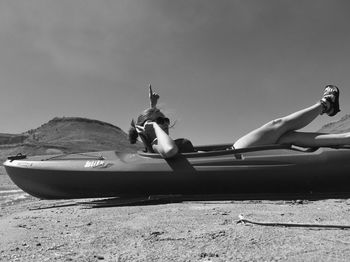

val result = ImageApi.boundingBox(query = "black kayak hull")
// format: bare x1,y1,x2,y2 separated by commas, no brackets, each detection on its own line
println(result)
4,145,350,199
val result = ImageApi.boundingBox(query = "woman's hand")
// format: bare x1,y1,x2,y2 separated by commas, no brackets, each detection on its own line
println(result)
135,121,156,138
149,84,159,108
143,120,156,133
137,119,178,158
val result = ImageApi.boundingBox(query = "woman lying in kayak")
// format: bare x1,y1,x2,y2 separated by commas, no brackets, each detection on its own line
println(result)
128,85,195,157
129,85,349,159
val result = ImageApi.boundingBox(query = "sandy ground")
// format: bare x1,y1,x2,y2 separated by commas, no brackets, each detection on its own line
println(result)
1,170,350,261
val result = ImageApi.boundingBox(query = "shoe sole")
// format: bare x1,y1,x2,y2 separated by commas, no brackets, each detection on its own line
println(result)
325,85,340,116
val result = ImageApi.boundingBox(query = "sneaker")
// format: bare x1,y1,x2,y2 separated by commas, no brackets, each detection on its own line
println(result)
321,85,340,116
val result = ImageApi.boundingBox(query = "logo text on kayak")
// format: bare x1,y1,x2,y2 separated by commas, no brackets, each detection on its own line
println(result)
84,160,112,168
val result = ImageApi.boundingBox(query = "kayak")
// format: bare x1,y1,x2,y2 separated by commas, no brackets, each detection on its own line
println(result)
3,144,350,199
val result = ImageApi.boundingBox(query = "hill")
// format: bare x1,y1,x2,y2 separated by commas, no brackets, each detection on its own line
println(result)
318,114,350,133
0,117,142,163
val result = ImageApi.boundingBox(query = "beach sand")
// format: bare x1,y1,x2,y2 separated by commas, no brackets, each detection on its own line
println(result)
1,168,350,261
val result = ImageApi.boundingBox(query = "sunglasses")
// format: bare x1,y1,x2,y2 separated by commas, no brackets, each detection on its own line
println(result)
155,117,170,125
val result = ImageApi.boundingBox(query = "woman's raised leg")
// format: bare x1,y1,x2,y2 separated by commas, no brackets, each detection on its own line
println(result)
233,102,324,148
233,85,340,149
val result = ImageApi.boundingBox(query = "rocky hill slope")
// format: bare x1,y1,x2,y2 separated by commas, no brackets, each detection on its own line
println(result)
0,117,142,163
318,114,350,133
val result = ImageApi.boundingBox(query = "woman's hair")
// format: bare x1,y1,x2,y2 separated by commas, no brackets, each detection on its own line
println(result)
128,108,163,144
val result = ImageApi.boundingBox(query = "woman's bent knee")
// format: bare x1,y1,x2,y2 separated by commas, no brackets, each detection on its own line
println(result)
264,118,284,130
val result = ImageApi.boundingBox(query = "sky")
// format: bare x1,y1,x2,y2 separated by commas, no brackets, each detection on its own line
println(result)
0,0,350,145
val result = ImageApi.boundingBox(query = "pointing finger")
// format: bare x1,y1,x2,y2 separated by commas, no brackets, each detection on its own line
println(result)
149,84,153,96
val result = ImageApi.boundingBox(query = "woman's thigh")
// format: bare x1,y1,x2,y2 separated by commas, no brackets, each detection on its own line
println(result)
233,119,288,149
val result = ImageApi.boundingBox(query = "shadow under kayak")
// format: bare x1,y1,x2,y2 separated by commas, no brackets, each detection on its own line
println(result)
3,144,350,199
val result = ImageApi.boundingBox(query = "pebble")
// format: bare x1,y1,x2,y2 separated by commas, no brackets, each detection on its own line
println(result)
220,219,231,225
150,231,164,236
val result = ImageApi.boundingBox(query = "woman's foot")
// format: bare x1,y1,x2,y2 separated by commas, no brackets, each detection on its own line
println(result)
320,85,340,116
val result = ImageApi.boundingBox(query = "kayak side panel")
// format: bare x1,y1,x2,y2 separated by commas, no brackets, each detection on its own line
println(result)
4,147,350,199
5,163,350,199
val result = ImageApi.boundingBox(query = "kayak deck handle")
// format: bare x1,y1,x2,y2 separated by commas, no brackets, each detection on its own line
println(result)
7,153,27,162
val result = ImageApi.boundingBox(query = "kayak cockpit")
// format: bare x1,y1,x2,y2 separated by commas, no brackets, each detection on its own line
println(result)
137,144,325,159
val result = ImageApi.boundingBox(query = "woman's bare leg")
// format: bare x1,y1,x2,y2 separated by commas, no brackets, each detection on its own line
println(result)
278,131,350,147
233,102,324,149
